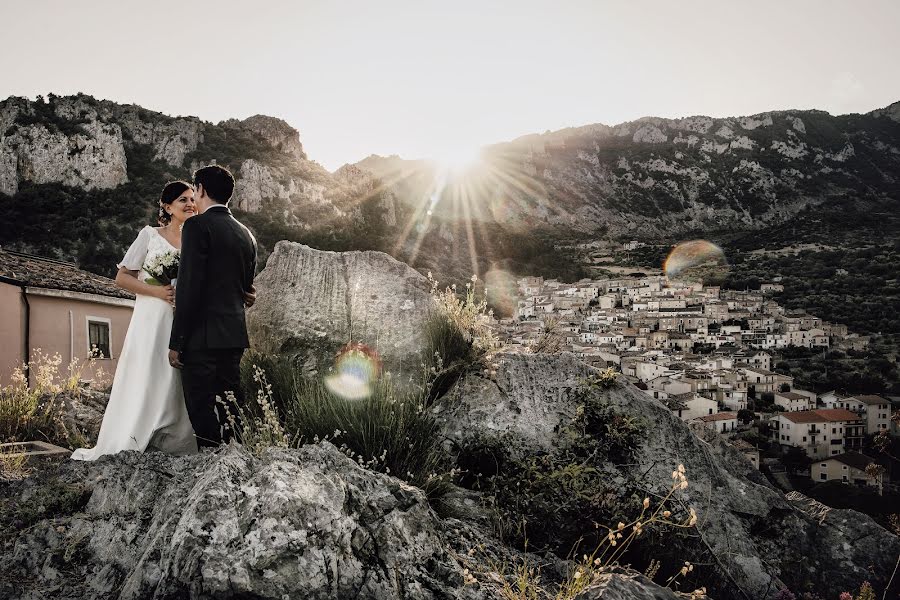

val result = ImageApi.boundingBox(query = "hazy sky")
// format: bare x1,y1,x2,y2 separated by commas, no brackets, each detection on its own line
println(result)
2,0,899,170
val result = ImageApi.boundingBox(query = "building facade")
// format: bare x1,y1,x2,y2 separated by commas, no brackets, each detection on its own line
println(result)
0,249,135,386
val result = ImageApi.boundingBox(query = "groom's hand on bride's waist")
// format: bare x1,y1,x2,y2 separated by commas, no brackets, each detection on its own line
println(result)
168,349,184,370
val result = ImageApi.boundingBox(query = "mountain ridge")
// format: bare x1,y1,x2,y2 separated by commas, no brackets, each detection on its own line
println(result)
1,92,899,288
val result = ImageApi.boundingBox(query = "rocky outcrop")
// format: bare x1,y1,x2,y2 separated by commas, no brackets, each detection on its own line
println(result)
233,158,293,211
870,100,900,123
247,241,436,378
1,118,128,196
228,114,307,160
432,352,900,598
0,443,486,600
116,110,202,166
52,388,110,442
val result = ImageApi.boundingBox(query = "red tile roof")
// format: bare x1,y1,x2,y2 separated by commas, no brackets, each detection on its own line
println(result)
781,409,861,424
0,249,133,300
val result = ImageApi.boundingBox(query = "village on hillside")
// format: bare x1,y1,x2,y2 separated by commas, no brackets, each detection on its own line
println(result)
484,269,900,494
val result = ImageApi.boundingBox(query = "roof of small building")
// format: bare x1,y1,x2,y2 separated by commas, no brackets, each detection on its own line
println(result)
743,367,777,376
854,394,890,406
695,412,738,422
775,392,809,401
0,249,134,300
661,394,690,410
822,451,877,471
730,439,757,452
780,409,862,423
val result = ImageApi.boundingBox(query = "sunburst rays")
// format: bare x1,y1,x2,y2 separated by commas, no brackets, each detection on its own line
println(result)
335,143,560,283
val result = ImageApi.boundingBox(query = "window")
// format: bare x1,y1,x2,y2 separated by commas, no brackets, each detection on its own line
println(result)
842,465,847,470
87,318,111,359
820,473,827,480
802,437,807,442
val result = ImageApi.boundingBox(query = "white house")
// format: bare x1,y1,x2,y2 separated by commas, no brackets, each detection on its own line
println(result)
667,392,718,421
769,409,865,459
773,391,815,412
812,452,886,488
742,368,778,393
820,392,866,413
693,412,738,433
854,395,893,434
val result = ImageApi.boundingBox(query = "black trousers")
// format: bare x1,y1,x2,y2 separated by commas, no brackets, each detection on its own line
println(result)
181,348,245,448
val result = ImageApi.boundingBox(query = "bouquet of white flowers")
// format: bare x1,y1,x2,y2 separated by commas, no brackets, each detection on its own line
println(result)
143,250,180,286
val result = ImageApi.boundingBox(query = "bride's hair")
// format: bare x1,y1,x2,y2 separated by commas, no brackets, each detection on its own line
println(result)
158,181,193,226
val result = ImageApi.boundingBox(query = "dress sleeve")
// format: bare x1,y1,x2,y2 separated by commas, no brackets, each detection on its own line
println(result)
117,226,151,271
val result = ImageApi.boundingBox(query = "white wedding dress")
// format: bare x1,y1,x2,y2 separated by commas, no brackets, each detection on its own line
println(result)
71,226,198,460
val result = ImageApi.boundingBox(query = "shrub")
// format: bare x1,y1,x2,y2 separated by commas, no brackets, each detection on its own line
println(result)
239,351,455,501
527,317,564,354
423,273,497,401
737,409,756,424
463,466,704,600
0,350,105,448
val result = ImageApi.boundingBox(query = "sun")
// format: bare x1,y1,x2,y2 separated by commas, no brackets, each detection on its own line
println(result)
431,144,484,174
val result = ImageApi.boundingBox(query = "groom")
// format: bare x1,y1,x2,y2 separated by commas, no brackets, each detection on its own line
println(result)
168,165,258,448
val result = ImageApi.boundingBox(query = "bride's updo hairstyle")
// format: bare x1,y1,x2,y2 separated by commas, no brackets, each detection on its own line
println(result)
158,181,192,226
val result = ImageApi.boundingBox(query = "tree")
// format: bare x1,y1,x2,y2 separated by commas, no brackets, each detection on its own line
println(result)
737,409,756,424
778,382,791,393
782,447,811,474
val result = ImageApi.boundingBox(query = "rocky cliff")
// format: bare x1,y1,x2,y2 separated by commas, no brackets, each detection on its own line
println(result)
0,93,396,276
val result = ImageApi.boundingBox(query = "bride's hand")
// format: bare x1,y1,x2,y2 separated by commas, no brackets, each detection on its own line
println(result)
154,284,175,305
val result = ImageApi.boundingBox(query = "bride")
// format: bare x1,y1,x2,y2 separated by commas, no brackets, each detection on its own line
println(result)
72,181,202,460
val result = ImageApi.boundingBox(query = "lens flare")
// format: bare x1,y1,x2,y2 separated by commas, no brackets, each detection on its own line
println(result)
664,240,729,285
484,267,517,317
324,343,382,400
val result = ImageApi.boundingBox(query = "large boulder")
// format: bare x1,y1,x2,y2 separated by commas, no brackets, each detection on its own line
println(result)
53,388,110,443
0,443,486,600
432,352,900,598
247,241,436,379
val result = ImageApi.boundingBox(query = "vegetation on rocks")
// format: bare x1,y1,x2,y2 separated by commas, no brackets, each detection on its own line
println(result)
0,350,107,457
232,273,497,502
455,374,650,556
236,353,456,500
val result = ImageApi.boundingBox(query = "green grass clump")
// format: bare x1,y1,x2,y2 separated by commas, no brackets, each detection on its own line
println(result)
238,350,455,501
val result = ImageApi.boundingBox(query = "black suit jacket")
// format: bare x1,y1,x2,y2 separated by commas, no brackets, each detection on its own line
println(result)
169,205,257,353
